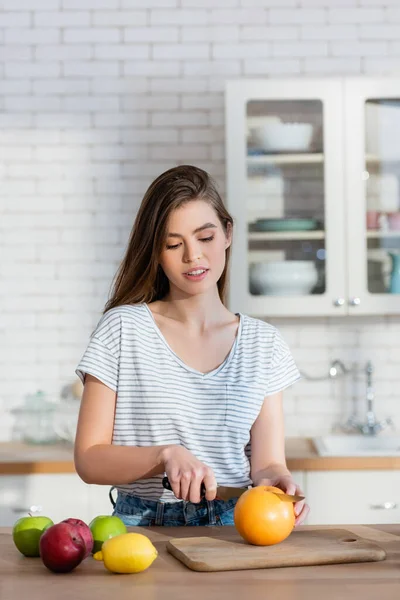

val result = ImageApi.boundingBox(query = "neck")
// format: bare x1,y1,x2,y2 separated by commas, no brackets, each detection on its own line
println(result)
157,288,231,331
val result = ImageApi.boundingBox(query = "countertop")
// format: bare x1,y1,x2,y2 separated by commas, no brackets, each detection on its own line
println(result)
2,438,400,475
1,524,399,599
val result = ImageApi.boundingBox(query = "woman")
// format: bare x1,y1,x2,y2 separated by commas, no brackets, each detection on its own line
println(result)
74,164,310,527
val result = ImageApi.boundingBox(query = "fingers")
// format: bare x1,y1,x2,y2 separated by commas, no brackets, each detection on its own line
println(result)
163,448,216,503
294,502,310,527
179,472,191,502
188,470,217,503
187,471,204,503
203,471,218,502
293,482,309,526
167,468,216,503
168,472,182,500
284,481,297,495
271,478,307,525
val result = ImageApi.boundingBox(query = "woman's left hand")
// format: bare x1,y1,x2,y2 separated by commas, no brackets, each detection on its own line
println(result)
255,474,310,527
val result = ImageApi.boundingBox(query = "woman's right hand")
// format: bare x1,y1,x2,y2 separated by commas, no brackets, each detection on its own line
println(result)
160,445,217,503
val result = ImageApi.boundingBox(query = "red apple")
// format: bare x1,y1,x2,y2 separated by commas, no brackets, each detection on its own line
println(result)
62,518,93,558
39,522,86,573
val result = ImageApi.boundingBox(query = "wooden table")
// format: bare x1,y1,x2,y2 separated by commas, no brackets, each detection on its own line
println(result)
1,525,400,600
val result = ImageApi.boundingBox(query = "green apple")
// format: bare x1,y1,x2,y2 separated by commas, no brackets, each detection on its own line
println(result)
89,515,127,554
13,515,54,557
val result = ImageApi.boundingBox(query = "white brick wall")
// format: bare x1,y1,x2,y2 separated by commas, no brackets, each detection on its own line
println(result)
1,0,400,441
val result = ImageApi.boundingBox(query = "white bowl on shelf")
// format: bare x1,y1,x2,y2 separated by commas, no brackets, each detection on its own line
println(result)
249,261,318,296
253,122,313,153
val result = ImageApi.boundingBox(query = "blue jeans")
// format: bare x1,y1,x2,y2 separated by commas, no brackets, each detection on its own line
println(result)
110,488,238,527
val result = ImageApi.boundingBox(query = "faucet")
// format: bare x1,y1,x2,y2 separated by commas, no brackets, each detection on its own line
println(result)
343,360,393,436
364,361,377,434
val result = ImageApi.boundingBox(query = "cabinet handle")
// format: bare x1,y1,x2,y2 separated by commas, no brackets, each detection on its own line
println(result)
349,297,361,306
333,298,345,306
369,502,397,510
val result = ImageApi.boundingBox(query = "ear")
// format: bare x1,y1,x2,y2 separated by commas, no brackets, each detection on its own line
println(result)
224,221,232,249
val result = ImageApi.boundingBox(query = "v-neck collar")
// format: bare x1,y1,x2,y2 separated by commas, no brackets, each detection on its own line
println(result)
142,303,243,379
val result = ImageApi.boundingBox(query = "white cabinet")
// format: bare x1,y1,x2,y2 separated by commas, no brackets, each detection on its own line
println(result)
226,77,400,317
0,474,115,527
0,474,91,526
87,484,115,522
305,470,400,525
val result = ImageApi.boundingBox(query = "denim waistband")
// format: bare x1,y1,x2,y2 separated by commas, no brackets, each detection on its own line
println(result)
110,487,238,527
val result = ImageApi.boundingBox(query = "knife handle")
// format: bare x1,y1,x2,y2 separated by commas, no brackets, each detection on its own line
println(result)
162,476,206,497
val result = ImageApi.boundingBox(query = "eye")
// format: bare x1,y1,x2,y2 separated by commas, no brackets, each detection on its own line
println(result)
199,236,214,243
166,242,181,250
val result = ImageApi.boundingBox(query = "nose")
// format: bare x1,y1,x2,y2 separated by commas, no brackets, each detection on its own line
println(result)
182,241,202,264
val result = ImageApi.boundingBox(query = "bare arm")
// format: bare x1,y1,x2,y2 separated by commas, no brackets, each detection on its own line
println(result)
74,375,169,485
250,391,310,526
250,391,290,485
74,374,217,502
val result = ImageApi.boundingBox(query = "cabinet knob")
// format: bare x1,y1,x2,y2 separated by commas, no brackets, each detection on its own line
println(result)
333,298,345,307
369,502,397,510
12,505,43,514
349,297,361,306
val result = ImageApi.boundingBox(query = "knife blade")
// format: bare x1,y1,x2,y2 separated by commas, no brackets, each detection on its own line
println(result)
162,476,305,503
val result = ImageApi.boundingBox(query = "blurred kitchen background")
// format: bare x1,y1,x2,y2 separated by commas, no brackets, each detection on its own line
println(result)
2,0,400,447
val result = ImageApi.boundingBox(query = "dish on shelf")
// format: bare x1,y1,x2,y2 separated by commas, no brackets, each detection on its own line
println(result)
252,122,313,153
249,218,319,232
249,261,318,296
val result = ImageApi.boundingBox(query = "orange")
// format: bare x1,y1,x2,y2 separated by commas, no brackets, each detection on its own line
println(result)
233,486,295,546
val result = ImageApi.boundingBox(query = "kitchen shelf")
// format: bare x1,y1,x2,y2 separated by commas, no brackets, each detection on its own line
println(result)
247,153,323,165
365,154,400,163
246,153,400,167
366,230,400,238
248,230,325,242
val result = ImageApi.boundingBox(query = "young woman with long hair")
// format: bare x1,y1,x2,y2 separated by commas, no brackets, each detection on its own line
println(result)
74,164,309,527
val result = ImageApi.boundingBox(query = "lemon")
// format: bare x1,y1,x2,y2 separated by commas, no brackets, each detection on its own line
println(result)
93,533,158,574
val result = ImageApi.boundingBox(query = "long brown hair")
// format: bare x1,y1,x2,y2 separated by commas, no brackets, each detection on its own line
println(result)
104,165,234,313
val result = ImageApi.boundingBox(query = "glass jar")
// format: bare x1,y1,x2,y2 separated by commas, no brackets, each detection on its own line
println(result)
11,390,59,445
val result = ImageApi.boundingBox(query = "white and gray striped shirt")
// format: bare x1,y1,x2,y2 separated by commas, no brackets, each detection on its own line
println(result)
76,303,300,502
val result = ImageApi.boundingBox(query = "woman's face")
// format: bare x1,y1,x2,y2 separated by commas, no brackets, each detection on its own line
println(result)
159,199,232,298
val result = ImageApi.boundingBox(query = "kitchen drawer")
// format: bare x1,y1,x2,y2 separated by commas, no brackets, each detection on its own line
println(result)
0,474,90,526
305,470,400,525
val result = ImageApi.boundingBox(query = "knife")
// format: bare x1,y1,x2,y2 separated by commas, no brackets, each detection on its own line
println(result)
162,476,304,503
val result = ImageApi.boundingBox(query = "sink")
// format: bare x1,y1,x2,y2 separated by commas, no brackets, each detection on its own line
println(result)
313,435,400,457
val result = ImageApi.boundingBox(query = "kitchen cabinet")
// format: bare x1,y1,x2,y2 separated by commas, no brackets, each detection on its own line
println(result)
3,469,399,526
225,77,400,317
0,474,90,526
305,470,400,525
0,474,113,527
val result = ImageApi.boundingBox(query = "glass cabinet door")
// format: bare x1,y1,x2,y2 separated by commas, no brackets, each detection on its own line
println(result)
345,79,400,315
226,79,346,317
246,99,325,299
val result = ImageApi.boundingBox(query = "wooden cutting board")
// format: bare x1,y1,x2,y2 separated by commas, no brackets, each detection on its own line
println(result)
166,529,387,572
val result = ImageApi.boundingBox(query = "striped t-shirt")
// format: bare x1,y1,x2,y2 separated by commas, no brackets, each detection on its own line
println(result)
76,303,300,502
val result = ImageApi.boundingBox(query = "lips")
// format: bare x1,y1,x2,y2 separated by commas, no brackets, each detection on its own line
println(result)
182,267,209,282
184,267,209,275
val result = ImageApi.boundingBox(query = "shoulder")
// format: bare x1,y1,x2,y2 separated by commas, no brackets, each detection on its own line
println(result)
240,313,278,343
94,304,147,337
239,314,293,360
